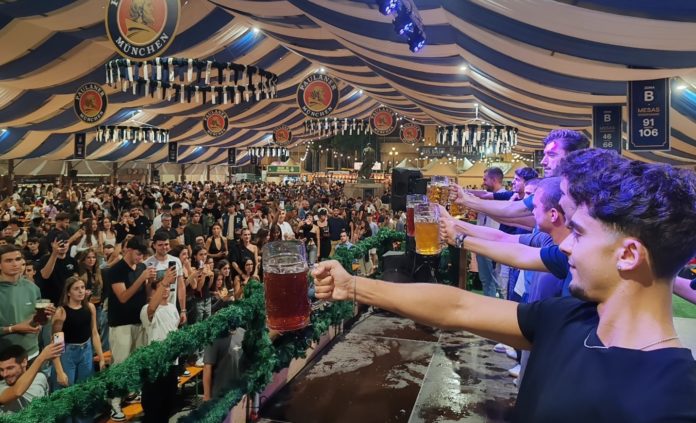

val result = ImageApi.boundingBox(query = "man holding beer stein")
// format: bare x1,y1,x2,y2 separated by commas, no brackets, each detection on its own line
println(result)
0,245,56,363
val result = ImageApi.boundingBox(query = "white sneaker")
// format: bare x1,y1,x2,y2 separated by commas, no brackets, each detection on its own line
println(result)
110,408,126,422
195,357,205,367
493,343,508,353
508,364,521,378
506,347,518,360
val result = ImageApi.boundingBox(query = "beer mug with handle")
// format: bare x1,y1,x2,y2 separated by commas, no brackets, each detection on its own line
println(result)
414,203,441,256
262,240,311,331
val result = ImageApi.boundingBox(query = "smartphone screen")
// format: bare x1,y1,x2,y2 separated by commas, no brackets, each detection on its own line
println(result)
168,260,177,269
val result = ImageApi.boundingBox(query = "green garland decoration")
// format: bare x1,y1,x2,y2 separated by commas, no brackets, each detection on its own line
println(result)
1,231,403,423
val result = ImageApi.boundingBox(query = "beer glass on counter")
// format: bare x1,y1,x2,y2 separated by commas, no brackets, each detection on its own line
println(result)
414,202,441,256
406,194,427,238
262,241,311,331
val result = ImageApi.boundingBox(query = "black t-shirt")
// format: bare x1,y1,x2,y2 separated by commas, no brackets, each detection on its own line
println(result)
106,259,147,327
515,297,696,422
327,217,347,241
36,254,78,305
133,216,150,237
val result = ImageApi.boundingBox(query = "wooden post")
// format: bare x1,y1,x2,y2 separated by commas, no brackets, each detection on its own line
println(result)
206,164,211,182
149,163,155,185
111,162,118,186
180,164,186,182
459,248,469,290
66,161,73,188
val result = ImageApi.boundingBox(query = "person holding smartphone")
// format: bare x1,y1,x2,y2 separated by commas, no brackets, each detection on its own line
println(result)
143,233,186,326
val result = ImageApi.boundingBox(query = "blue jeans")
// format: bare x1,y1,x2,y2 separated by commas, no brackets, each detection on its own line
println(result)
476,254,499,298
54,342,94,423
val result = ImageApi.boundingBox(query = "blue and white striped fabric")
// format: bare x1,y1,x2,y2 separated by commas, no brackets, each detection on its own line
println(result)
1,0,695,165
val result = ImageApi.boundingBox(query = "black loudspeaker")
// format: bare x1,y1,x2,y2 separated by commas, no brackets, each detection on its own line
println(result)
152,169,160,177
68,169,78,178
391,167,424,212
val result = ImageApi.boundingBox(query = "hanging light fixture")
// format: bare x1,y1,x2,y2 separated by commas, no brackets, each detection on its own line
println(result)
436,104,517,156
96,125,170,144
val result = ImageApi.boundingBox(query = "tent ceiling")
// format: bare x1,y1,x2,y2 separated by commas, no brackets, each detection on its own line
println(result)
1,0,696,165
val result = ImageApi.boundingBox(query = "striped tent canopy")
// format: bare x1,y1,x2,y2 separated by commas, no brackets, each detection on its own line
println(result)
1,0,696,166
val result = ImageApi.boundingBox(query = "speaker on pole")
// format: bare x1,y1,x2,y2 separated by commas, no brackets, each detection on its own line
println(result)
391,167,424,212
74,133,86,159
228,148,237,165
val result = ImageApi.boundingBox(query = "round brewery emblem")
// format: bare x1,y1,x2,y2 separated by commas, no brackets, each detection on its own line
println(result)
74,83,108,123
203,109,229,137
400,122,422,144
105,0,180,60
273,125,293,146
296,74,340,118
370,106,397,136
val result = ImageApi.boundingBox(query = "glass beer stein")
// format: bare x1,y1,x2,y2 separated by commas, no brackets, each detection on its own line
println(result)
262,241,311,331
414,203,441,256
406,194,427,238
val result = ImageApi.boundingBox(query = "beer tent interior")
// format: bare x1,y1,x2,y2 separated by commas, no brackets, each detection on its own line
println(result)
1,1,696,182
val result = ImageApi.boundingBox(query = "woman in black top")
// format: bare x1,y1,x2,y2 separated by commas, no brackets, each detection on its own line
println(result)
299,213,319,264
317,210,332,261
205,223,227,263
52,276,105,391
76,248,108,353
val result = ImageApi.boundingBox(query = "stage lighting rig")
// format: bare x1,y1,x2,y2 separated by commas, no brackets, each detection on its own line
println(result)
376,0,426,52
376,0,398,15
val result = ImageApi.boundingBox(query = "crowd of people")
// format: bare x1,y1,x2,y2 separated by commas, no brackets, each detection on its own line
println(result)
2,128,696,422
0,177,400,421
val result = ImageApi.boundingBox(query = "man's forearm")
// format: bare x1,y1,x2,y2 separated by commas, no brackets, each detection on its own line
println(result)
462,236,548,272
40,254,58,279
456,220,518,243
495,216,536,231
463,197,532,219
178,277,186,310
354,277,529,348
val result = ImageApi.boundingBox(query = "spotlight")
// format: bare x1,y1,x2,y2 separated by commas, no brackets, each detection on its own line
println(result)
393,10,413,35
408,28,426,53
376,0,398,16
252,27,259,34
676,84,687,90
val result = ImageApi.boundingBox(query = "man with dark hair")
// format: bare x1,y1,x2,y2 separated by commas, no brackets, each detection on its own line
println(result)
456,129,589,221
144,232,186,325
0,343,62,412
107,238,155,421
36,233,78,307
22,238,42,266
154,214,178,242
312,156,696,421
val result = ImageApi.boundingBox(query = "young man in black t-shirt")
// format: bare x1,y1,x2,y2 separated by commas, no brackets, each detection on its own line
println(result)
312,152,696,422
106,238,154,422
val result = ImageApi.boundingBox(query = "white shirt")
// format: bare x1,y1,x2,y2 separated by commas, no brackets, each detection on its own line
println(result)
140,303,179,348
144,255,183,306
477,188,507,230
151,213,163,233
279,221,294,240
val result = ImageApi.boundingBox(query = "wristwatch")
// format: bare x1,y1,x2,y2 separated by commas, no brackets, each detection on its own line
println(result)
455,233,467,249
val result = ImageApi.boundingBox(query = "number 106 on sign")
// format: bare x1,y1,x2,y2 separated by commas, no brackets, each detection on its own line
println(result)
639,118,658,137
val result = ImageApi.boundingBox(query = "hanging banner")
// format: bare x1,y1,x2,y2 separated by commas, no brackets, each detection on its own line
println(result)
227,148,236,165
250,155,258,165
628,79,670,151
74,133,86,159
370,106,397,136
168,142,178,163
533,149,544,169
105,0,180,60
592,105,622,153
203,109,229,137
272,125,292,146
74,83,108,124
296,74,340,118
400,122,422,144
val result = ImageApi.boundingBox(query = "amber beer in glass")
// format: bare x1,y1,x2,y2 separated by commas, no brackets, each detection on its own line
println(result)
32,299,52,326
406,194,427,237
414,203,441,255
262,241,311,331
427,176,450,206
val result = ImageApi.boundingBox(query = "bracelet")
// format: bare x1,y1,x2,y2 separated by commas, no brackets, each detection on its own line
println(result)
8,325,13,334
352,275,357,306
180,309,187,314
455,233,467,249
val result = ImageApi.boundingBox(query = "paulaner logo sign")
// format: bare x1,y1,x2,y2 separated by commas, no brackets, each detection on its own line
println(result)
105,0,180,60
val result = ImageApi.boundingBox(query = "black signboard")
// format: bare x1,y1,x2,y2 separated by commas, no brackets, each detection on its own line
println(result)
628,79,670,151
74,133,86,159
168,142,178,163
228,148,236,165
592,105,622,153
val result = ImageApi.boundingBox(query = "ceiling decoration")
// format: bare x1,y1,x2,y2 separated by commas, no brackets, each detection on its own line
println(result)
0,0,695,166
